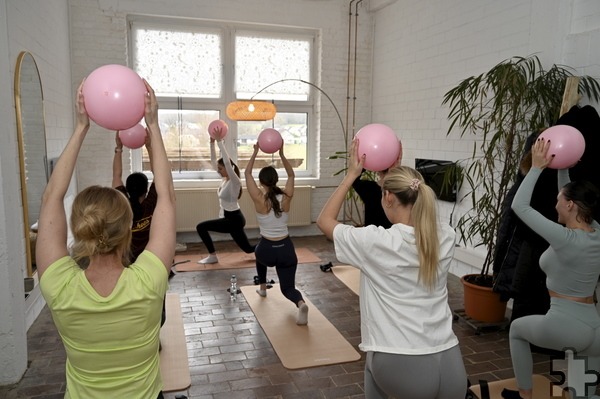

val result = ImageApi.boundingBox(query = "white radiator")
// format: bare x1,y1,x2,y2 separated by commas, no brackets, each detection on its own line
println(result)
175,185,313,232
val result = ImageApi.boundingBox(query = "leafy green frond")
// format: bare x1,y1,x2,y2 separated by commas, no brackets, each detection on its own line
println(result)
441,55,600,277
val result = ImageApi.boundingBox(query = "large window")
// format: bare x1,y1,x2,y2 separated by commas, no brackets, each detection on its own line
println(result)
128,18,316,179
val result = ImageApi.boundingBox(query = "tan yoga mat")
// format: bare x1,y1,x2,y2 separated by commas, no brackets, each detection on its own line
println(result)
174,247,322,272
159,293,191,392
240,284,361,369
469,374,570,399
332,265,360,295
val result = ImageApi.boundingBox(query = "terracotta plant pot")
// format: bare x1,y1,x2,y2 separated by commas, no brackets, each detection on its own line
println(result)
461,274,507,323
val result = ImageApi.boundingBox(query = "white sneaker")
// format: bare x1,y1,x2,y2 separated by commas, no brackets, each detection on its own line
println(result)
296,303,309,325
197,254,218,264
175,242,187,252
256,289,267,297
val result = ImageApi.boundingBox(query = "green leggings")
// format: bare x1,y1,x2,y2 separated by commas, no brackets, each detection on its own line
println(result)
509,297,600,397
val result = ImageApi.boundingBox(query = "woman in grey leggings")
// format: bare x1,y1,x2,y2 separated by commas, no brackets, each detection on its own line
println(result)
317,139,467,398
507,137,600,399
364,347,467,399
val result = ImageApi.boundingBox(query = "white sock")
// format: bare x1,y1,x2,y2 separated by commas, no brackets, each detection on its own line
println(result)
296,303,309,325
198,254,218,264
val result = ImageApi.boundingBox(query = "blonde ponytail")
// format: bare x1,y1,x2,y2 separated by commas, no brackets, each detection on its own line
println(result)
383,167,440,290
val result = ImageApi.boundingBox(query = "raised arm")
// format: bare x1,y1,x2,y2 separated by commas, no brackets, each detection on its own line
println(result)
36,80,90,278
317,138,364,240
112,132,124,188
145,131,154,172
244,144,266,211
209,138,218,171
511,138,569,247
557,168,570,189
217,140,240,186
141,81,176,272
279,146,295,212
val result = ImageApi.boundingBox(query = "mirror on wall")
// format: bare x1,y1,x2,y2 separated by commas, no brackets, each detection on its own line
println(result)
14,51,48,279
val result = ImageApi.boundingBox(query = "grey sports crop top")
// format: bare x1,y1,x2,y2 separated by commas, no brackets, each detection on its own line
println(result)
511,167,600,298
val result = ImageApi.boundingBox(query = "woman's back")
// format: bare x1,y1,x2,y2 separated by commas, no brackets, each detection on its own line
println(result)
256,194,289,238
333,222,457,352
41,251,167,398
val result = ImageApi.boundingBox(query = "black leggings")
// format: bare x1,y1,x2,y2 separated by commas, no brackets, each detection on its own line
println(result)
255,236,303,306
196,209,255,254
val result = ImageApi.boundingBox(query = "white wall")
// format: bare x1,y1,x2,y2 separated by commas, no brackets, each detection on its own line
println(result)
68,0,374,235
0,0,27,385
370,0,600,275
0,0,73,385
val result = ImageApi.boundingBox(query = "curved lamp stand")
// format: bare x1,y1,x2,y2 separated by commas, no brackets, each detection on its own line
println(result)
227,78,358,223
249,78,347,142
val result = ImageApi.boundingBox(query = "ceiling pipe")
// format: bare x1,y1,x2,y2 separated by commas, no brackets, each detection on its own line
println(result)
351,0,364,137
346,0,356,144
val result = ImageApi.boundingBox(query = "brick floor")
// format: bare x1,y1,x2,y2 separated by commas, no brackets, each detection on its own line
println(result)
0,235,562,399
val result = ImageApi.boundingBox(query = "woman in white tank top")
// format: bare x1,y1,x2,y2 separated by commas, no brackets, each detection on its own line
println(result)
244,144,309,325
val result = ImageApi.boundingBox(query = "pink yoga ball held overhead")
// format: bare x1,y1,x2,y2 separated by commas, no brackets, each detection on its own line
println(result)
538,125,586,169
258,128,284,154
119,124,147,149
82,64,146,131
208,120,229,140
354,123,401,171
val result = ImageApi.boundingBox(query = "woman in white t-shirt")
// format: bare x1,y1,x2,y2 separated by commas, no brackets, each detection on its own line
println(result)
317,139,467,399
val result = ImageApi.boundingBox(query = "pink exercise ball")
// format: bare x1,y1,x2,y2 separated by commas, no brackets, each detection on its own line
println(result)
258,128,283,154
208,120,228,140
354,123,401,171
82,64,146,131
118,124,147,149
538,125,586,169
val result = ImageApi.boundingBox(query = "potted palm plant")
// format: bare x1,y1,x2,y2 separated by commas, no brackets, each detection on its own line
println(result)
442,55,600,323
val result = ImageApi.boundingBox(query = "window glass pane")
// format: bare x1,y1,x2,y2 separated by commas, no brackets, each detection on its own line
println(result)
129,20,315,177
142,109,220,172
132,26,222,97
235,33,311,101
237,112,307,171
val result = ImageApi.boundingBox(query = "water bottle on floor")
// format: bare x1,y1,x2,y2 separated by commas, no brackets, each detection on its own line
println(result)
230,274,237,301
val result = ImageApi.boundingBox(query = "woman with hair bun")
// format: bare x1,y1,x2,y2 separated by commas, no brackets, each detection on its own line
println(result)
36,79,175,399
244,144,309,325
317,139,467,399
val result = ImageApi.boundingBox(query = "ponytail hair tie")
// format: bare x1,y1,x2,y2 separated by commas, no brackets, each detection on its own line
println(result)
409,179,421,191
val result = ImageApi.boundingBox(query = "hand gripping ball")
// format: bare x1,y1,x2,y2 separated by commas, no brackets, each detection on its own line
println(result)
258,128,283,154
208,120,229,140
118,124,147,149
354,123,401,171
82,64,146,131
538,125,586,169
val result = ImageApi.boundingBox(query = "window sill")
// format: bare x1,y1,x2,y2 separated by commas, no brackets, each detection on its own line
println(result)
173,176,319,189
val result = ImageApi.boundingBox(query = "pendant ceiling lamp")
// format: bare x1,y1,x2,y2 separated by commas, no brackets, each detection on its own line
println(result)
226,100,276,121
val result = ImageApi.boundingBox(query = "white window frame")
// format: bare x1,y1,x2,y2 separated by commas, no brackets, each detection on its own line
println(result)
127,16,318,181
